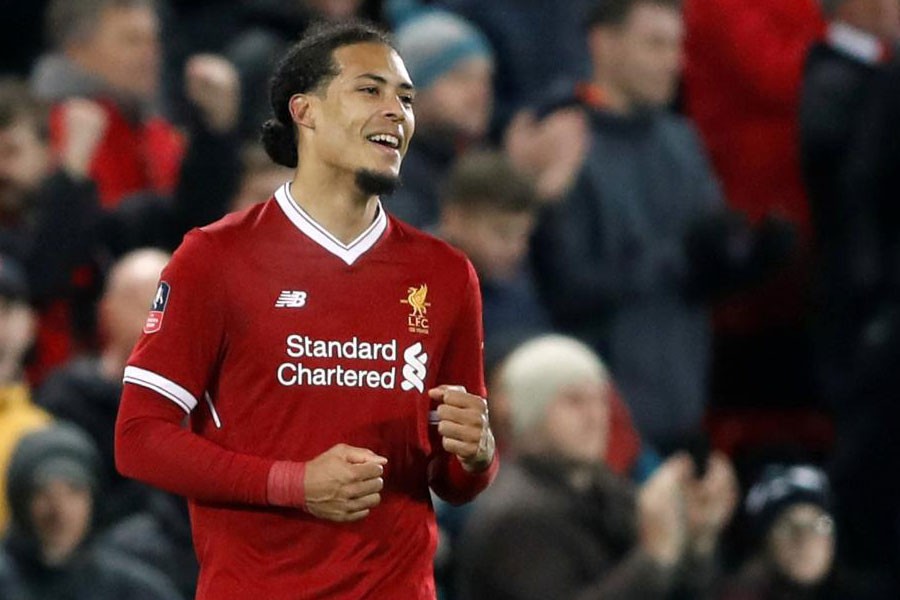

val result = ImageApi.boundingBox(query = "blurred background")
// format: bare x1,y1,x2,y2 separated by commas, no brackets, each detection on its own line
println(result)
1,0,899,598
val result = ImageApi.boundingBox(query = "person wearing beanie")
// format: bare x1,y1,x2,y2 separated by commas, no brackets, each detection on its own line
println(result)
718,464,882,600
0,423,182,599
382,0,495,228
457,334,738,600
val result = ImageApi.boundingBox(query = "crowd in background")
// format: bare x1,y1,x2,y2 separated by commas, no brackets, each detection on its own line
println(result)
0,0,899,598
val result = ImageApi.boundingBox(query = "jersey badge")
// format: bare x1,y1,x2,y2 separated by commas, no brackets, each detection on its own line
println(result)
143,281,170,334
401,283,430,334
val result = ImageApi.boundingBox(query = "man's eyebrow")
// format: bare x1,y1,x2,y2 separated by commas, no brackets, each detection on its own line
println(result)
356,73,415,91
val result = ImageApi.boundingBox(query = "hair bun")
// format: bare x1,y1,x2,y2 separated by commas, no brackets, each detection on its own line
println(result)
261,119,298,168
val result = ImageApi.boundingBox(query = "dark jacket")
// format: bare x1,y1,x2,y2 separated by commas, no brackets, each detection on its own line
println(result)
0,423,182,600
800,40,886,397
532,106,723,445
35,357,156,526
457,455,714,600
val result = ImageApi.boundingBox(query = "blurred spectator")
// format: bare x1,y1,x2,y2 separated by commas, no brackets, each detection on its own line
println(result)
457,334,737,599
36,249,170,526
0,423,182,599
683,0,825,420
437,0,595,131
0,256,50,533
31,0,242,214
436,150,549,343
228,143,293,214
801,0,899,400
225,0,374,140
383,0,494,227
32,0,182,208
718,465,878,599
530,0,725,449
683,0,824,234
808,0,900,584
0,79,107,378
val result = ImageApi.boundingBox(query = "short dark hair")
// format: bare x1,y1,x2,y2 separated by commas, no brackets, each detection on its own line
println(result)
585,0,682,29
441,150,538,214
45,0,157,49
261,20,393,168
0,78,49,140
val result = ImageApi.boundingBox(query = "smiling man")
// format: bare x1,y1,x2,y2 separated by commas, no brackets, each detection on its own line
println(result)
114,21,497,600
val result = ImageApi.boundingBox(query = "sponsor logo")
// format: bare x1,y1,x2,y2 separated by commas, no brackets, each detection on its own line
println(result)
276,334,428,392
143,281,170,334
275,290,308,308
400,283,430,334
400,342,428,393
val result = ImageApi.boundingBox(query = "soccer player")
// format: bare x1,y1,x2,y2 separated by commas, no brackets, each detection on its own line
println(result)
114,21,497,599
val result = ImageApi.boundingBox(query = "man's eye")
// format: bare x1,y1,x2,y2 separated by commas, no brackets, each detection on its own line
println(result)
360,87,378,95
401,95,415,106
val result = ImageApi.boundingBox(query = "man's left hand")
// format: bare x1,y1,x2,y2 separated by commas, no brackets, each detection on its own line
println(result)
429,385,495,473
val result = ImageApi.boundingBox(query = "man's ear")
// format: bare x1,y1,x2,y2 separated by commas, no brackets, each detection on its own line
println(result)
289,94,315,130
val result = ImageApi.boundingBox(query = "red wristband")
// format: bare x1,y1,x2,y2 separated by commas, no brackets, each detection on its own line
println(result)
266,460,307,510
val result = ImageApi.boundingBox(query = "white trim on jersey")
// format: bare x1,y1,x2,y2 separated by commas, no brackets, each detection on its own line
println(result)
274,183,388,265
123,366,198,414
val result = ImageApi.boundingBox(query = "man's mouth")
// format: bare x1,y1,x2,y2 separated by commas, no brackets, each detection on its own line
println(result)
366,133,401,150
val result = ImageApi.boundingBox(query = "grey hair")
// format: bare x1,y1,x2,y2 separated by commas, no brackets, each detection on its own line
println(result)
45,0,157,49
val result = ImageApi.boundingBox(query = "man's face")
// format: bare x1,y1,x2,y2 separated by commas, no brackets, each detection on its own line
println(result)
29,479,92,565
767,503,836,585
305,43,415,182
0,121,50,214
70,5,161,98
444,205,534,282
601,3,684,108
418,57,493,139
540,379,610,462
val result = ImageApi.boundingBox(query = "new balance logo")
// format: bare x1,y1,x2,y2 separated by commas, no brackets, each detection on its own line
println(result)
275,291,308,308
401,342,428,393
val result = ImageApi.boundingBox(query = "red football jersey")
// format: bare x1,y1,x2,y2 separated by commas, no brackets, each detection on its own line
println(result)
123,183,487,598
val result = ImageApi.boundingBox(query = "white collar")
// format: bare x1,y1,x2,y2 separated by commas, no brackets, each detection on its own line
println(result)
274,182,388,265
827,21,884,65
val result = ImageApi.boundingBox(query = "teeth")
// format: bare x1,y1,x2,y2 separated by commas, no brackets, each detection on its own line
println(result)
367,134,400,149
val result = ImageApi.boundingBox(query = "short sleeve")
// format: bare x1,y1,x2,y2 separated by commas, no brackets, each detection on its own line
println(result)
123,230,226,414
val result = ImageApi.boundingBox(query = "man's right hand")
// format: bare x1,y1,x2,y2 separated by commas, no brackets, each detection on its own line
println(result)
303,444,387,523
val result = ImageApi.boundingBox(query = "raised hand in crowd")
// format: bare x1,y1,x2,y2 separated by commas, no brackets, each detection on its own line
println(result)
684,451,739,556
504,107,589,202
637,452,692,568
59,98,108,180
184,54,240,134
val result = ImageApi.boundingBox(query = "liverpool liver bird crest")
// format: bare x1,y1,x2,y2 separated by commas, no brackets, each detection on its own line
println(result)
406,284,429,317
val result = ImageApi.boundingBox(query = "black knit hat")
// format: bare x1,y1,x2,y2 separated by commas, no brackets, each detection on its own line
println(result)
6,423,101,534
744,464,832,536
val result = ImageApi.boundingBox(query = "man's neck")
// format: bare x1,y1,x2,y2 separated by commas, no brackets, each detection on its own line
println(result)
289,168,379,245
